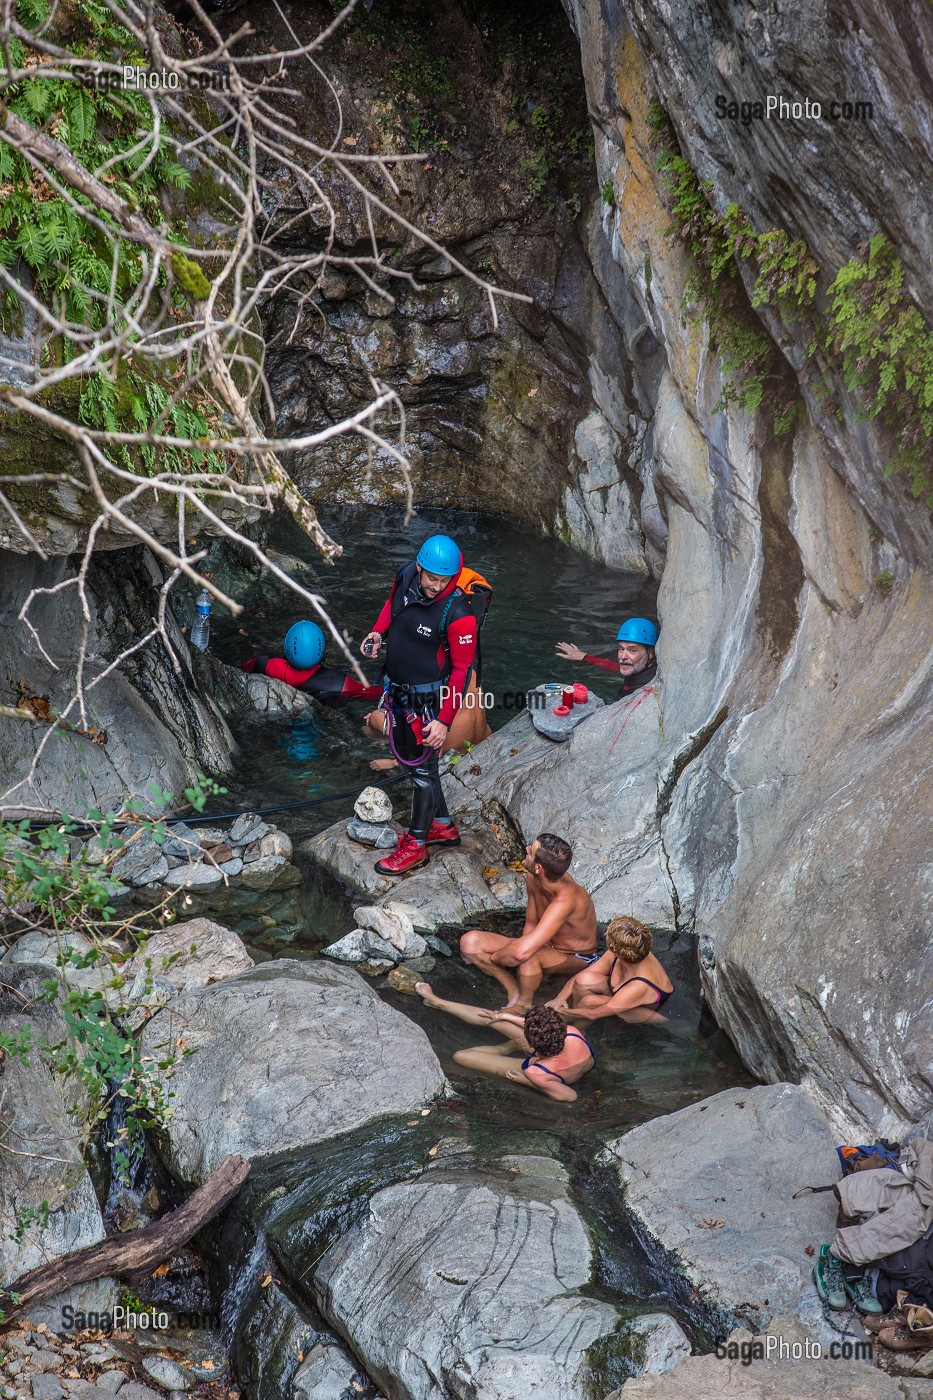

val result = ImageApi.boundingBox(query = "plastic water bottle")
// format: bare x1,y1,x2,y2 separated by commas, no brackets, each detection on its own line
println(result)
190,588,211,651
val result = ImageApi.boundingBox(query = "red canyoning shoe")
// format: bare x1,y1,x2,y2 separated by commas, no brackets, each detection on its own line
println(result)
375,831,430,876
425,819,461,847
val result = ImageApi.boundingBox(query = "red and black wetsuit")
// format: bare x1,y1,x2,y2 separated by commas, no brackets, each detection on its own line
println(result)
583,655,658,701
242,655,381,702
373,562,477,840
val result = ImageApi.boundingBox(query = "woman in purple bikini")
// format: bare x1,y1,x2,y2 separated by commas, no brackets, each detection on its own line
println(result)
547,916,673,1026
414,986,595,1103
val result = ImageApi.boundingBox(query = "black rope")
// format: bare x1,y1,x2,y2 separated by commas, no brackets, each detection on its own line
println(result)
22,770,407,834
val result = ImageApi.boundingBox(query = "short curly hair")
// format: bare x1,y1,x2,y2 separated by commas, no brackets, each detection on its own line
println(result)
523,1005,566,1058
605,916,652,963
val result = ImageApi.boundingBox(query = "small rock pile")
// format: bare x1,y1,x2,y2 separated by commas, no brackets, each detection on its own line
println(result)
345,785,397,849
324,901,452,987
92,813,301,901
0,1319,235,1399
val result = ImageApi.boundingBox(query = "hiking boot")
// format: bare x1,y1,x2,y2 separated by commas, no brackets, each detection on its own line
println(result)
375,832,430,876
844,1271,883,1315
877,1321,933,1353
812,1245,848,1311
425,819,461,847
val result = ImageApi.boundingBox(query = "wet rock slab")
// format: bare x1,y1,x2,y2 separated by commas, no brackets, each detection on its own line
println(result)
314,1149,621,1400
139,958,446,1182
302,811,525,932
602,1083,840,1330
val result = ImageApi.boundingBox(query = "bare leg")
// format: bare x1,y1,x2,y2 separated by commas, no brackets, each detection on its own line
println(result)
452,1048,529,1080
415,984,532,1049
453,1048,578,1102
516,956,545,1007
459,930,523,1008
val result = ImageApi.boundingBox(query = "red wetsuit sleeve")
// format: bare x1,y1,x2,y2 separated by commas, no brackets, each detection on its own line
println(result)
241,656,258,673
437,614,477,726
341,677,383,701
372,580,397,637
583,653,620,674
258,656,320,687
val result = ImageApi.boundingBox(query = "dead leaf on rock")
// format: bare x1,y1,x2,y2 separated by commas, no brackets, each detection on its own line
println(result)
261,1273,273,1288
696,1217,724,1229
152,1263,170,1278
805,1244,815,1257
482,867,499,881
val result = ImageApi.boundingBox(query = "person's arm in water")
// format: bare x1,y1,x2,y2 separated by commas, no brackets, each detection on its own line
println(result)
561,981,657,1021
555,642,618,673
491,888,575,968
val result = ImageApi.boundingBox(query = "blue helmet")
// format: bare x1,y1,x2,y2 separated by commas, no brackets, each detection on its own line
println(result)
416,534,462,577
284,620,325,669
617,618,659,647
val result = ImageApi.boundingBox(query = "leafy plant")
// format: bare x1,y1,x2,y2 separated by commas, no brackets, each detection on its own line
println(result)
826,236,933,499
601,178,616,210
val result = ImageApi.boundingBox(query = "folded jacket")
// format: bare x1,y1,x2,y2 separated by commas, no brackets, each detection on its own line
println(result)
833,1141,933,1266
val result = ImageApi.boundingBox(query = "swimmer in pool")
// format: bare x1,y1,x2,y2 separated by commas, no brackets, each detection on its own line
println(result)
415,984,594,1103
547,915,674,1025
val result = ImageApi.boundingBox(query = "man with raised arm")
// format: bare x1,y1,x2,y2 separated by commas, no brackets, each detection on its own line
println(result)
460,833,597,1010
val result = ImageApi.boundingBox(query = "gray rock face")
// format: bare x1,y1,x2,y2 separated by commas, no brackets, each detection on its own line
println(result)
354,904,427,958
602,1084,840,1329
139,959,446,1182
0,973,117,1326
314,1153,621,1400
291,1342,362,1400
0,547,235,819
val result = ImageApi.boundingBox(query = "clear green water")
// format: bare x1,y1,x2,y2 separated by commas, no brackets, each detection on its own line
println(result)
202,505,751,1139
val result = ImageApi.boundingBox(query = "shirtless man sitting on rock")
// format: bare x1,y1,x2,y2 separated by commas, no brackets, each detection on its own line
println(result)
459,833,597,1010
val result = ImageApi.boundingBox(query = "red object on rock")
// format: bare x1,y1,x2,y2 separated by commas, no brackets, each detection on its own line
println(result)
375,832,430,876
573,683,589,704
553,703,571,716
561,688,575,708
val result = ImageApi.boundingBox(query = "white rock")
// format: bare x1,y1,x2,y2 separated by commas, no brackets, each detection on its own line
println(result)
259,829,293,861
353,785,393,823
354,904,414,951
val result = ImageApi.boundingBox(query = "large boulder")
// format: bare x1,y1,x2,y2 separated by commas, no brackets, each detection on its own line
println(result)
124,917,253,991
139,959,446,1183
601,1084,840,1331
0,969,117,1326
314,1151,622,1400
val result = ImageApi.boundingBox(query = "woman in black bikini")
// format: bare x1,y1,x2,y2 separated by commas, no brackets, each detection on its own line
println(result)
547,916,673,1025
414,986,594,1103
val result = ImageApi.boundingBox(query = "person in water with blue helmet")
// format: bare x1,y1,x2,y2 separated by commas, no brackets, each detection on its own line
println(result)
555,617,659,700
361,532,478,876
243,620,382,702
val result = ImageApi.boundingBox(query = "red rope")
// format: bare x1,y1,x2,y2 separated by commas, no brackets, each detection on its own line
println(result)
607,687,653,755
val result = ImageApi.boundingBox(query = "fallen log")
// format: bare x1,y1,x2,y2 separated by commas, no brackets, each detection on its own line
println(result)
1,1153,250,1320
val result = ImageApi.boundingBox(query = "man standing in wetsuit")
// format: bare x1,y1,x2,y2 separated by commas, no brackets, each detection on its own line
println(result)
361,534,477,876
243,620,381,701
556,617,658,700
